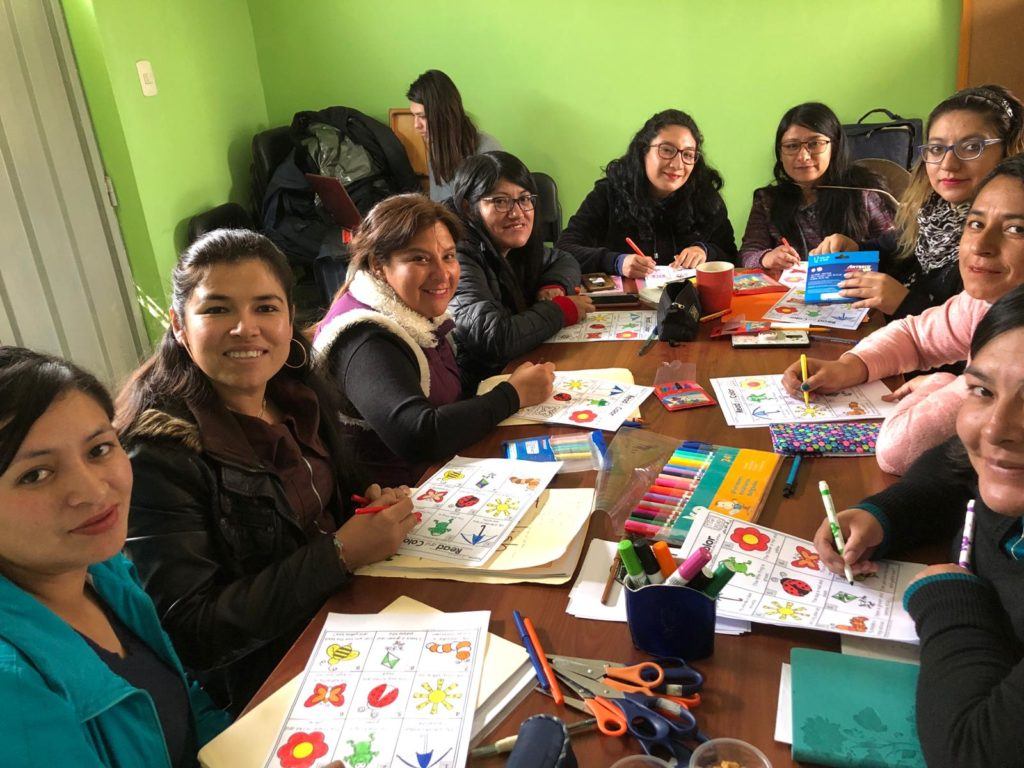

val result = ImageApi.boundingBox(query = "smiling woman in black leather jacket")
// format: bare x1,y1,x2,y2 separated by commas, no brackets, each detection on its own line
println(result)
115,230,417,714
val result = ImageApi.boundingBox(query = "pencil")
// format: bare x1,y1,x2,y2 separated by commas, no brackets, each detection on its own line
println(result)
800,353,810,408
699,308,729,323
600,552,622,605
819,481,855,585
522,617,563,705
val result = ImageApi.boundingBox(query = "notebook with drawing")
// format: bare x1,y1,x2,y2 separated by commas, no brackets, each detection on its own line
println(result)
304,173,363,229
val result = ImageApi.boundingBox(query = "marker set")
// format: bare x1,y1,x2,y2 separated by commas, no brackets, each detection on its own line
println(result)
623,441,782,546
617,537,736,599
502,430,606,473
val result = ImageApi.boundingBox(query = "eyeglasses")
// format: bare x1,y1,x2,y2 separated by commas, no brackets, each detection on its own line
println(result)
918,138,1003,163
780,138,831,156
480,194,538,213
650,144,700,164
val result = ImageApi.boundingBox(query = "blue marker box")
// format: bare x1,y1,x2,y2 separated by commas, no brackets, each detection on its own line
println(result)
624,583,716,660
804,250,880,304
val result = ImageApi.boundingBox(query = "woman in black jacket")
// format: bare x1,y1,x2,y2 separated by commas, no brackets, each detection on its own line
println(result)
447,151,592,386
557,109,737,278
115,229,416,714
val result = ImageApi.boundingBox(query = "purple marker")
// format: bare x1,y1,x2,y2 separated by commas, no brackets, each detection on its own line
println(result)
957,499,976,570
666,547,712,587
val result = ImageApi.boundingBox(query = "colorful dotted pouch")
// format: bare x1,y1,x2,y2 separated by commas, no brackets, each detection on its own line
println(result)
769,421,880,456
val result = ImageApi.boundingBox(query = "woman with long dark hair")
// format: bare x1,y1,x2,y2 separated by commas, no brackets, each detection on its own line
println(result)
557,109,736,277
737,102,896,269
115,229,416,713
407,69,501,202
448,151,592,386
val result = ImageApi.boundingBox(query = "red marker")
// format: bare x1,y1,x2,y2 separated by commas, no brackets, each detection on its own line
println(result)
781,237,792,249
625,237,648,259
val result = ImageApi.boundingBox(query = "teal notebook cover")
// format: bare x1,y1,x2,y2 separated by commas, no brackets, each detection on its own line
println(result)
791,649,924,768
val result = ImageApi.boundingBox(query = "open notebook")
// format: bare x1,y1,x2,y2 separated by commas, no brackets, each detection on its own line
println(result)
198,596,533,767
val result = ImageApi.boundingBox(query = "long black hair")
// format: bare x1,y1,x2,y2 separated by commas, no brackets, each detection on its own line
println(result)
768,102,889,253
604,109,725,241
450,151,545,309
406,70,479,186
0,347,113,476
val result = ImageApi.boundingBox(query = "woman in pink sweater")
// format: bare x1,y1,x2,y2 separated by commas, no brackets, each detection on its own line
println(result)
782,154,1024,474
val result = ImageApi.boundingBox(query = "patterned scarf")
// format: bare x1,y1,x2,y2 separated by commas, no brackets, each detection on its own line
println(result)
914,194,970,274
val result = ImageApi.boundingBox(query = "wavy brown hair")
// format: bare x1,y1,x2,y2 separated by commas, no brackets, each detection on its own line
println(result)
406,70,480,186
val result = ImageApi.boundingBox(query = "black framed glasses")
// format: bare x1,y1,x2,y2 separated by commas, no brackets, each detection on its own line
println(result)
650,144,700,164
780,138,831,156
480,194,538,213
918,138,1003,163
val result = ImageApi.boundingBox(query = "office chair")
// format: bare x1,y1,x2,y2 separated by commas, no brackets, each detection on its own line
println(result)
186,203,256,245
531,171,563,244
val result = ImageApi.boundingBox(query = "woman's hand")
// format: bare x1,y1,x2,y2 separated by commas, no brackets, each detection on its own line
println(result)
908,563,971,586
760,244,801,270
812,508,884,577
880,372,957,403
672,246,707,269
507,361,555,407
334,496,417,571
839,270,908,314
621,253,657,278
536,286,566,302
809,233,859,255
781,354,869,398
566,294,594,320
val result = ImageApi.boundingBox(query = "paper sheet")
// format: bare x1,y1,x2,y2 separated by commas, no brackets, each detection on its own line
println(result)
638,266,697,290
359,488,593,584
261,609,490,768
510,372,653,431
399,457,559,565
547,310,657,343
763,286,870,330
774,663,792,744
479,368,640,426
565,539,750,635
677,510,923,642
710,374,897,428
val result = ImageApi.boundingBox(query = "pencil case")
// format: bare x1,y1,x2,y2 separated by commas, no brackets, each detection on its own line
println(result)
502,431,607,473
624,583,715,660
769,421,880,456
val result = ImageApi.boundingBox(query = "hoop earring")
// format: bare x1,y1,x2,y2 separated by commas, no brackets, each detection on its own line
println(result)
284,337,308,369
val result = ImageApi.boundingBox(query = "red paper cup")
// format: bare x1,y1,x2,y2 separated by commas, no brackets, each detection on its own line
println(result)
696,261,734,314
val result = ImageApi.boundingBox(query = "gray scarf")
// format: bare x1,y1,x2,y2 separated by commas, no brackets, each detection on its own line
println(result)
914,194,970,274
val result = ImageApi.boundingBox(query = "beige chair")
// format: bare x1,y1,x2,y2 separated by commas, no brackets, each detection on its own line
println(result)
855,157,912,201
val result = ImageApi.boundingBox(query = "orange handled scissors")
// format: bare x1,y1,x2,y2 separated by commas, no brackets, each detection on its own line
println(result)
548,655,665,690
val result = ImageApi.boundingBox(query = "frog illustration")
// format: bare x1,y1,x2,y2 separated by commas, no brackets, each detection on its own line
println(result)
721,556,753,575
346,735,378,767
428,518,454,536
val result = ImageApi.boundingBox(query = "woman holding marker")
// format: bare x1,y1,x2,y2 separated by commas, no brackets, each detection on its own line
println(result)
407,69,502,202
115,230,416,712
313,194,554,488
448,151,591,386
737,102,896,270
782,154,1024,475
811,284,1024,768
557,109,737,277
815,85,1024,318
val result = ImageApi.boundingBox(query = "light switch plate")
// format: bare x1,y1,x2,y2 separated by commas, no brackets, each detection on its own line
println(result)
135,60,158,97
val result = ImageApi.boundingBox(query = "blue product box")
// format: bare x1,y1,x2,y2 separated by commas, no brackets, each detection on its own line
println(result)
804,250,879,304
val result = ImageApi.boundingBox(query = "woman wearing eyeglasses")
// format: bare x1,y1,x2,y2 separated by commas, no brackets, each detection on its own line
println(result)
447,151,592,386
816,85,1024,319
737,102,896,270
557,109,736,278
313,194,555,488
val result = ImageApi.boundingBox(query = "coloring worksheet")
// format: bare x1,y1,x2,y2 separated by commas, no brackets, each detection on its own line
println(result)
762,286,870,330
677,510,922,642
639,265,696,290
512,373,654,431
547,310,657,343
399,457,559,565
265,610,489,768
709,374,897,428
778,263,808,289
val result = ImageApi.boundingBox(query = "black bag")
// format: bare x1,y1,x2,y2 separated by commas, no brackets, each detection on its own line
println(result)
657,280,701,342
843,108,923,170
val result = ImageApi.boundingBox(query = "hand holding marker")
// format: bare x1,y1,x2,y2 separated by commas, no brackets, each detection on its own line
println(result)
819,481,855,585
958,499,976,570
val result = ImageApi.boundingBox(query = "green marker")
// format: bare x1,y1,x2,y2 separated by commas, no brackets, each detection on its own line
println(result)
819,480,855,585
618,539,649,588
702,562,736,599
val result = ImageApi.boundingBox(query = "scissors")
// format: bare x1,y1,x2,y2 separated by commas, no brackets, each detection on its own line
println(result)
548,655,703,707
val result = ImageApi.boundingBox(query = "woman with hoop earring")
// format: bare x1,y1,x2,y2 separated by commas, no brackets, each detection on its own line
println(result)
115,229,417,714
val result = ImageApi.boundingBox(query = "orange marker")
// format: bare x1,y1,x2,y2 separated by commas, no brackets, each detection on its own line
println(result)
652,541,677,579
523,617,563,705
625,237,648,259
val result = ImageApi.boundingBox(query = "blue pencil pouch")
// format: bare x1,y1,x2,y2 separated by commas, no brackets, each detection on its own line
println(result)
502,431,606,473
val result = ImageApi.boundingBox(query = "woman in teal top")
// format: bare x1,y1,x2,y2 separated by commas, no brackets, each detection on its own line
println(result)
0,347,228,768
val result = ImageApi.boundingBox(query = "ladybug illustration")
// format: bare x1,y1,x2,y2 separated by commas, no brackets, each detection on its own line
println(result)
780,577,812,597
553,393,572,402
455,495,479,508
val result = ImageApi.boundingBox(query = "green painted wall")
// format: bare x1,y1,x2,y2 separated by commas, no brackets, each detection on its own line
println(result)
247,0,960,236
62,0,270,340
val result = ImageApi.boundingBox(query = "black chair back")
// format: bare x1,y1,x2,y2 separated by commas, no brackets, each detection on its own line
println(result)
250,126,293,214
531,171,562,244
186,203,256,245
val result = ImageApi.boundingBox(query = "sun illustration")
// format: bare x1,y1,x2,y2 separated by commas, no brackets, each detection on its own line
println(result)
483,496,519,518
763,600,808,621
413,679,461,714
739,378,768,391
565,379,586,391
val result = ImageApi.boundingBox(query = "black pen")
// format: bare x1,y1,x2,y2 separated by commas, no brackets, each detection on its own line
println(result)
638,326,659,356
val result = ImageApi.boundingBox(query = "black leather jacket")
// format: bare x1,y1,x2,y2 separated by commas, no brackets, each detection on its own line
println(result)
122,390,359,714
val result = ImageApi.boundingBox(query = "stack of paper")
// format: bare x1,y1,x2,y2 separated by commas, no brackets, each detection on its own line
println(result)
566,539,750,635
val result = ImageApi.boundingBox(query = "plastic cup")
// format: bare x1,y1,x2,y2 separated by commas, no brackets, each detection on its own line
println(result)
689,737,772,768
696,261,734,315
609,756,673,768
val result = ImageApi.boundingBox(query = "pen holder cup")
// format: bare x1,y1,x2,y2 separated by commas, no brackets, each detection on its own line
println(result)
624,583,716,661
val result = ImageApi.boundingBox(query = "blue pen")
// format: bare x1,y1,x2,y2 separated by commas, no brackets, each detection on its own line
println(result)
782,455,803,498
512,609,549,690
678,441,715,452
622,420,646,428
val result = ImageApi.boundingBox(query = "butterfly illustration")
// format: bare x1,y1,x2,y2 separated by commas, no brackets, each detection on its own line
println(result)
790,546,821,570
304,682,346,707
416,488,447,503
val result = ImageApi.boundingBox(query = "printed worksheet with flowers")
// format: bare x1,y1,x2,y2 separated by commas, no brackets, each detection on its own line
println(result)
265,610,489,768
511,373,653,431
677,509,923,642
547,310,657,343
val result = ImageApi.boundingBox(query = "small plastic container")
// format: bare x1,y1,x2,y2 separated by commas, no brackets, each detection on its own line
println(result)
624,583,716,661
689,737,772,768
502,430,606,473
610,756,673,768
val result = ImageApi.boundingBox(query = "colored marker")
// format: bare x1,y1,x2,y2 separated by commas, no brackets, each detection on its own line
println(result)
781,237,792,249
618,539,649,588
782,455,803,498
625,519,661,538
350,493,370,505
686,565,714,593
354,505,385,515
800,353,810,408
820,481,855,585
522,617,562,705
652,541,677,578
625,236,648,259
958,499,976,570
702,563,736,599
666,547,711,587
634,539,664,584
512,609,548,691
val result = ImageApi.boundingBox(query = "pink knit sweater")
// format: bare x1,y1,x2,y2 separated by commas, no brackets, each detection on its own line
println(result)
848,291,992,475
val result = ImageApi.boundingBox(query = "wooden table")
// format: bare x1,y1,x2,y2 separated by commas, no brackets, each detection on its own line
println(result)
247,299,931,767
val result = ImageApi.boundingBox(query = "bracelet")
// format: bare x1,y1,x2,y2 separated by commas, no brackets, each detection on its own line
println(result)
332,535,351,574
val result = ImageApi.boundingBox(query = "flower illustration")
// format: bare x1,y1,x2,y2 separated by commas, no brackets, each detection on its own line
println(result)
730,526,770,551
277,731,329,768
569,409,597,423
